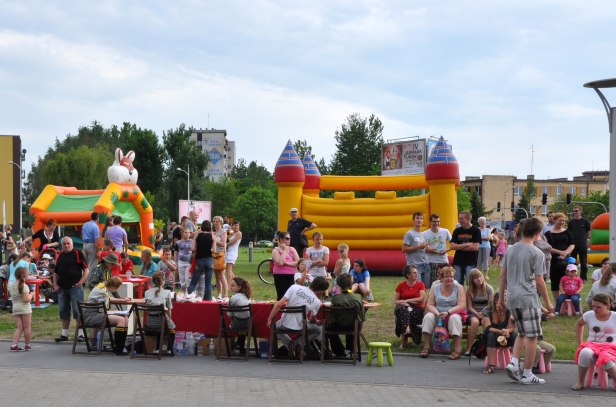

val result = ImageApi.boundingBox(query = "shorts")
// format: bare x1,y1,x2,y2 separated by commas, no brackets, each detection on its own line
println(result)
510,307,542,337
58,286,84,321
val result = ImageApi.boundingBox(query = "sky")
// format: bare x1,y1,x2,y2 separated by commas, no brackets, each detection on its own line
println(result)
1,0,616,181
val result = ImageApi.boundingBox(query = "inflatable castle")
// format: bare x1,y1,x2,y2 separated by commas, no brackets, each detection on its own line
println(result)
274,136,460,273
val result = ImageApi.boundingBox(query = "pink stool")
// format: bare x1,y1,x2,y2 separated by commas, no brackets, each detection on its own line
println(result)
560,299,574,316
537,349,552,374
584,361,616,390
484,347,511,369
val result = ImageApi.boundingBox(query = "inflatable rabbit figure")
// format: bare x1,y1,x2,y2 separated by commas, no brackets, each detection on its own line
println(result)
107,148,139,185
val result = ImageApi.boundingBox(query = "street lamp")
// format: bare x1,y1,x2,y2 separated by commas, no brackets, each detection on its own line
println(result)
584,78,616,261
176,164,190,206
8,160,22,230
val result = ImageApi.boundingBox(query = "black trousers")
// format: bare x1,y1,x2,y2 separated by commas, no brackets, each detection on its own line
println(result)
570,246,588,280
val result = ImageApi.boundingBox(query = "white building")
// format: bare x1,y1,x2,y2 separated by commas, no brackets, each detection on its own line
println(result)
190,129,236,181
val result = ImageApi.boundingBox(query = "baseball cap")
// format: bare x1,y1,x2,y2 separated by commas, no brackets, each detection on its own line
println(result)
41,253,53,260
290,208,298,213
566,264,578,272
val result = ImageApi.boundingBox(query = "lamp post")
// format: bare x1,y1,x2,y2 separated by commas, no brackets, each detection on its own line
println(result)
8,160,22,230
584,78,616,261
176,164,190,207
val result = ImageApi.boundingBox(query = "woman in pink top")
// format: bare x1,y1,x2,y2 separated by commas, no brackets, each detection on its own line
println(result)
272,231,300,300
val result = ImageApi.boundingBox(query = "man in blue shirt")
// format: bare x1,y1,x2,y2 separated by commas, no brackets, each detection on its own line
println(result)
82,212,101,274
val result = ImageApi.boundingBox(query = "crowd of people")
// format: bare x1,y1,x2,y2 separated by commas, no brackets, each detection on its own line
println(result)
1,205,616,391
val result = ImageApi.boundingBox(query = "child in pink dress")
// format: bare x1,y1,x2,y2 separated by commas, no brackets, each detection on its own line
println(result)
555,264,584,315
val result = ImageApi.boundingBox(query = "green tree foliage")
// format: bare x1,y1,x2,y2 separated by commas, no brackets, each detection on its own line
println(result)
329,113,384,176
118,123,164,198
293,139,329,175
514,180,535,222
233,186,277,241
457,187,472,212
39,145,113,190
203,178,238,218
160,124,210,221
470,191,488,225
553,190,609,223
230,159,275,195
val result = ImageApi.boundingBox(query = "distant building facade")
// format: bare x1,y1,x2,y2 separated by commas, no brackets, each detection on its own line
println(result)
190,129,236,181
463,171,609,223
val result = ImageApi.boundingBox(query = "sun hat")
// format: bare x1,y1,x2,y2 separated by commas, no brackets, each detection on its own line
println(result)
103,253,120,266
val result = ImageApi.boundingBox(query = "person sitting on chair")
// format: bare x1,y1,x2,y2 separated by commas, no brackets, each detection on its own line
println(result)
266,276,329,358
327,273,365,358
144,271,176,354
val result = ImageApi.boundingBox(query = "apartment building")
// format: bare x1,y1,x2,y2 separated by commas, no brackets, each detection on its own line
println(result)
190,128,236,181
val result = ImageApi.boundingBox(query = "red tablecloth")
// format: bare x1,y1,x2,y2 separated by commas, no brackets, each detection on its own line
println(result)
172,301,274,338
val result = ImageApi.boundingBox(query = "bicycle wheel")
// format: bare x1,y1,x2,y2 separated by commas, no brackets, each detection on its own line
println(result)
257,258,274,284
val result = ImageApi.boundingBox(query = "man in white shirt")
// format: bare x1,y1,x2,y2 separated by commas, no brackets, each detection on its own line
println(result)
422,213,452,288
266,277,329,357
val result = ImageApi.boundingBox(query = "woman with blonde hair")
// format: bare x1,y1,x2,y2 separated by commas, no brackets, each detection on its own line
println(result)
464,268,494,356
212,215,228,301
586,262,616,310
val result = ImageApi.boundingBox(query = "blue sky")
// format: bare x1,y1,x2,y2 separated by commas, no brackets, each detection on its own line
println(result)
1,1,615,180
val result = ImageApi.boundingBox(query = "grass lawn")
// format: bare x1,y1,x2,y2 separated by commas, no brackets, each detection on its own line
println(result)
0,247,588,360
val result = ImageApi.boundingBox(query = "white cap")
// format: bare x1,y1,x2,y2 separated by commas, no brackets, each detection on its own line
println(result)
290,208,298,212
41,253,53,260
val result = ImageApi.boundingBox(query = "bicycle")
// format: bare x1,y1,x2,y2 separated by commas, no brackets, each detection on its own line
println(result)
257,258,274,284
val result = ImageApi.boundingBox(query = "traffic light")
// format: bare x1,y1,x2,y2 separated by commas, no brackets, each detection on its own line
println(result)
541,193,547,205
496,202,501,212
566,193,572,205
511,201,515,212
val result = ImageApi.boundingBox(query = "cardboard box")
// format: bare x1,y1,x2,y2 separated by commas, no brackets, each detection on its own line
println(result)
213,337,230,356
197,338,211,356
143,334,159,354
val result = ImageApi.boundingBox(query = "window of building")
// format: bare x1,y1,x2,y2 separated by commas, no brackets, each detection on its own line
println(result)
530,205,536,215
513,186,521,196
197,133,202,141
555,185,563,196
541,204,548,215
542,186,550,195
568,186,576,195
581,187,587,198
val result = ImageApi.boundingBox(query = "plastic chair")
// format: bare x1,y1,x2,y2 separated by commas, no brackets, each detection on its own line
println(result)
584,360,616,390
217,303,258,360
537,348,552,374
130,303,169,360
320,306,360,365
269,305,307,364
367,342,393,367
484,347,511,369
72,301,115,355
560,299,574,316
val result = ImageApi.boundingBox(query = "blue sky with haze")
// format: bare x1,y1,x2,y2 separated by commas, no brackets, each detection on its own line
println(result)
1,1,615,180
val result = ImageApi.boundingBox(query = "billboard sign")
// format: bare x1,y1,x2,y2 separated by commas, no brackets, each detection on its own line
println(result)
381,139,426,175
178,200,211,224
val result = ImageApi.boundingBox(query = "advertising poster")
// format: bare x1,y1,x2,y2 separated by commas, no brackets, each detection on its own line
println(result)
179,200,212,224
381,139,427,175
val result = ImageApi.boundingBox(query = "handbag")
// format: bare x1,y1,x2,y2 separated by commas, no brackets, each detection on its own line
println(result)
213,251,225,271
432,318,450,353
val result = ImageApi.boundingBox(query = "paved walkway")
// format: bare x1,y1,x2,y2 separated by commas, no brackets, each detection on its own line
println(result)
1,340,614,406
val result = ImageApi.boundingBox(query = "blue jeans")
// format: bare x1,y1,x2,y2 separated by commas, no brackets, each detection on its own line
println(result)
58,286,84,321
413,263,431,289
188,257,213,300
555,294,581,313
453,264,475,286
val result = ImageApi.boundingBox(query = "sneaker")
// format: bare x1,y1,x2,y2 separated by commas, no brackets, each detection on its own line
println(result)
505,362,521,382
520,374,545,385
222,297,229,302
78,335,85,343
554,312,559,316
215,295,223,301
10,345,24,352
55,335,69,342
366,293,374,302
24,344,32,351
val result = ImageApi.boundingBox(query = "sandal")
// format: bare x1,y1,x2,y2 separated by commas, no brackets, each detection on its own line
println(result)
571,383,584,391
420,348,430,358
483,365,495,375
448,350,462,360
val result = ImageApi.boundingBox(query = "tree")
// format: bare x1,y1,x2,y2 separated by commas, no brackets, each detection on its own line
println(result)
38,145,113,190
457,188,471,212
230,159,275,195
292,139,329,175
553,190,608,223
203,178,238,218
233,186,277,241
514,179,536,222
118,122,164,198
470,191,488,225
329,113,384,176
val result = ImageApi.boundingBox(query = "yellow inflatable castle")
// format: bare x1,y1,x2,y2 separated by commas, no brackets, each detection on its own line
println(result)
274,137,459,273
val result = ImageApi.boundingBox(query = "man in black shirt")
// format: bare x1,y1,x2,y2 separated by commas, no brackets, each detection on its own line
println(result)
53,237,89,342
287,208,316,257
568,205,591,281
450,211,481,285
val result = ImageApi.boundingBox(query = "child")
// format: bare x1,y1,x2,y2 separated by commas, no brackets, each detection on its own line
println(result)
533,310,557,374
555,264,584,315
157,248,177,290
228,277,252,354
98,239,122,276
140,249,158,289
175,228,193,294
120,252,134,276
305,232,329,279
9,267,35,351
144,271,176,353
294,258,313,286
37,253,53,277
493,232,507,267
331,243,351,296
350,259,373,301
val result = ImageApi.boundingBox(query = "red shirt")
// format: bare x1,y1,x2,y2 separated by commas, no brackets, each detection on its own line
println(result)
395,281,426,308
99,250,122,276
121,259,134,274
561,276,583,295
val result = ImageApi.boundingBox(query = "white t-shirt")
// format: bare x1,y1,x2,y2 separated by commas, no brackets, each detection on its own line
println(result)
403,228,428,265
582,311,616,343
591,268,603,282
294,272,313,286
306,246,329,278
423,228,452,264
281,284,321,330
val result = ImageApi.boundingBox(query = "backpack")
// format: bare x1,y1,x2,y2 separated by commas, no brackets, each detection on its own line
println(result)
469,336,487,360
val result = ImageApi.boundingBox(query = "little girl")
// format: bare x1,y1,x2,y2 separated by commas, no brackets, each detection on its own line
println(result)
330,243,351,296
9,267,34,351
494,232,508,267
228,277,252,354
144,271,176,353
294,258,313,287
351,259,373,301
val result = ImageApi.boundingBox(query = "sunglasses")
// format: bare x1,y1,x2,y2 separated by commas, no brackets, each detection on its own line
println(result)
283,237,291,240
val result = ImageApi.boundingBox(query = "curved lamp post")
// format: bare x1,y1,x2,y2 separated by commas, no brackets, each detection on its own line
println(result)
176,164,190,205
584,78,616,260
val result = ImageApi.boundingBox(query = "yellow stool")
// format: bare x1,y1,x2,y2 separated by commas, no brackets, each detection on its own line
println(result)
367,342,393,367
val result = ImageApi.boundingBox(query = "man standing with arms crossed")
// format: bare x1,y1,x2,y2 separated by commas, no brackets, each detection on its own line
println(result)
568,205,591,281
402,212,431,288
423,213,452,289
499,217,554,385
53,237,89,343
81,212,100,276
450,211,481,286
287,208,316,257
